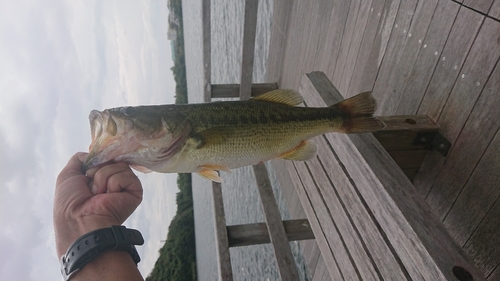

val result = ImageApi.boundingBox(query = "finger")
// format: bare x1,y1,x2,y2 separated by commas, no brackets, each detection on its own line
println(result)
106,169,142,194
56,152,89,186
92,162,134,194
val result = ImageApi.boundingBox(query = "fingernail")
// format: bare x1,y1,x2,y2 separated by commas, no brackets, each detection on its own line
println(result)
91,185,98,195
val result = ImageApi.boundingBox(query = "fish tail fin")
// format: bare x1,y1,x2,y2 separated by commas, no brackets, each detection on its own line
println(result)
333,92,386,133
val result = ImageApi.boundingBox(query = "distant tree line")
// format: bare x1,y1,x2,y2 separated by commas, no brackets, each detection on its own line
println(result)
170,0,188,105
145,0,196,280
146,174,196,281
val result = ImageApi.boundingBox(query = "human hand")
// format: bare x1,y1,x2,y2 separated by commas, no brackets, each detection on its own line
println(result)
53,152,143,257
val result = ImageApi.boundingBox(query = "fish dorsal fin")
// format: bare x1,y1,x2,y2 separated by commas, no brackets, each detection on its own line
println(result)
279,141,318,161
251,89,304,106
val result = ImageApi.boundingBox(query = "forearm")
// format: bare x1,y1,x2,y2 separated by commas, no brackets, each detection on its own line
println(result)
70,250,144,281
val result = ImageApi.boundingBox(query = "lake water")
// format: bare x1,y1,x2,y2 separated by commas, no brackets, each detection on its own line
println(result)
181,0,311,280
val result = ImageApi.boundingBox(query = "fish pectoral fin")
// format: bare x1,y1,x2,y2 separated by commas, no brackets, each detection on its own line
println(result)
251,89,304,106
279,141,318,161
131,164,153,173
197,164,232,183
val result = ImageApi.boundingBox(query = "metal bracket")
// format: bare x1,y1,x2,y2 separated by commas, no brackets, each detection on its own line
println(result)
413,131,451,157
431,132,451,157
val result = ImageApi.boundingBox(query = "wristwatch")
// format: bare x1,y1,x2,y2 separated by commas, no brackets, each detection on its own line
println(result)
60,226,144,281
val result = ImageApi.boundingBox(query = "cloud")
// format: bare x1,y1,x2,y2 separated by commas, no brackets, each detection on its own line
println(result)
0,1,177,280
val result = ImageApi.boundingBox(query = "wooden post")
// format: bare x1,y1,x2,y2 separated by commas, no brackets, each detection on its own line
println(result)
202,0,211,102
211,83,278,98
227,219,314,247
239,0,259,100
253,163,301,280
212,182,234,281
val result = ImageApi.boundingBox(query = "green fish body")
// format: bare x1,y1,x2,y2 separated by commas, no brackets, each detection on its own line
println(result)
84,89,384,182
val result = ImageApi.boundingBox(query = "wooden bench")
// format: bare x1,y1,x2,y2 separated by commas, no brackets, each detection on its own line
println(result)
283,71,485,281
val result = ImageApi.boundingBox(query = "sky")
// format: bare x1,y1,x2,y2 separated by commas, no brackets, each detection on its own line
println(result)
0,0,180,280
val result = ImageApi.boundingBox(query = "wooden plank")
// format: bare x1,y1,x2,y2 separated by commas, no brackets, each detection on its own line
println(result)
202,0,211,102
373,115,438,151
286,161,344,280
441,59,500,246
338,0,373,95
463,192,500,277
463,0,495,14
312,257,331,281
292,160,363,280
487,265,500,281
302,71,486,281
253,163,300,281
332,0,361,88
211,83,278,98
490,0,500,19
301,240,321,279
372,0,421,115
298,0,332,79
397,0,460,114
413,7,484,196
264,0,293,83
378,0,441,115
354,0,401,95
319,0,351,81
435,18,500,145
306,140,407,280
416,7,483,122
277,0,308,90
212,182,234,281
347,0,387,97
227,219,314,247
239,0,259,100
425,18,500,219
311,0,336,72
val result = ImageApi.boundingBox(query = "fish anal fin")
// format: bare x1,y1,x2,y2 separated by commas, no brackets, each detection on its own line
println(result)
251,89,304,106
279,141,317,161
131,165,153,173
197,164,232,183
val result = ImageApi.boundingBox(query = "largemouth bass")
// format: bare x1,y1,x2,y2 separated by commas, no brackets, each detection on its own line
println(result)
83,89,384,182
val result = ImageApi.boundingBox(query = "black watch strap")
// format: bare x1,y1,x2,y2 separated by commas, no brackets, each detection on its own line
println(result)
60,226,144,281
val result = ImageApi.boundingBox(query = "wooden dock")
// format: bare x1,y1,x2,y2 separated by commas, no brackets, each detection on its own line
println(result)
193,0,500,280
266,0,500,280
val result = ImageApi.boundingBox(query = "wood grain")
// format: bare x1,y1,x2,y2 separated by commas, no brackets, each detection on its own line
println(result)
440,60,500,246
413,7,484,196
227,219,314,247
301,71,486,281
463,0,495,14
286,161,344,280
347,0,388,97
490,0,500,19
211,83,278,98
397,0,460,114
253,163,301,280
463,193,500,277
371,0,421,115
426,18,500,220
212,182,234,281
239,0,259,100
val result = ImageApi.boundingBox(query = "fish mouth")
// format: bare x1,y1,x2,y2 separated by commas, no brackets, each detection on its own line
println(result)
82,110,118,172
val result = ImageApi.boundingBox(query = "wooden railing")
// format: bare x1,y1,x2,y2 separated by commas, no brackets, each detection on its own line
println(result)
201,1,313,280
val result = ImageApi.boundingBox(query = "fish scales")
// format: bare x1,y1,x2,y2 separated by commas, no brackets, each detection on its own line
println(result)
83,89,385,182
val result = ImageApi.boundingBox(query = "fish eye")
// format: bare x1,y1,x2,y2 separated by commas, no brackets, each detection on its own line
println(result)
121,107,136,116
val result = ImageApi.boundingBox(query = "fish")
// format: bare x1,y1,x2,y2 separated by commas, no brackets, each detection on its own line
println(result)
83,89,385,182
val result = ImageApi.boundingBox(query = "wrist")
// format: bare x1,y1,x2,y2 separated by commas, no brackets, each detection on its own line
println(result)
55,217,120,257
59,226,144,281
